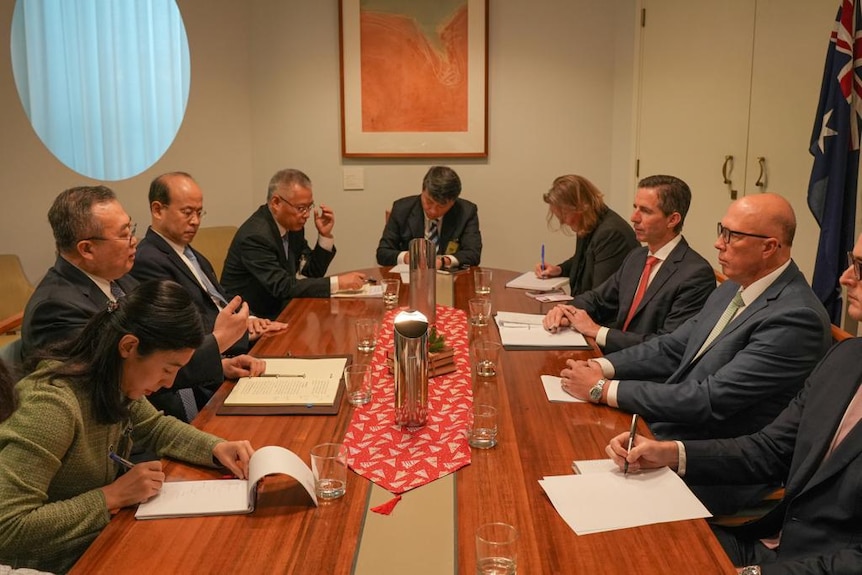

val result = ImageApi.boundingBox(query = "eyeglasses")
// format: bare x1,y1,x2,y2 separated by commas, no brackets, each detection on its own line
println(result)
275,194,314,215
716,222,771,244
83,222,138,246
847,252,862,280
178,207,206,220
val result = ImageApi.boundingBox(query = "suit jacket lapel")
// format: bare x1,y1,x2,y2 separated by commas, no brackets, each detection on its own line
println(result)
632,241,688,315
261,205,290,269
56,256,109,305
616,248,647,320
147,228,201,289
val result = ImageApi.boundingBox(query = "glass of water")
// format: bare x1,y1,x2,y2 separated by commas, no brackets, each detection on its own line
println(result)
476,522,518,574
310,442,348,500
468,404,498,449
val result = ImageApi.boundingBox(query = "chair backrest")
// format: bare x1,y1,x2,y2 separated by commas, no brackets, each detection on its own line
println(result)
831,323,854,343
192,226,237,281
0,255,34,321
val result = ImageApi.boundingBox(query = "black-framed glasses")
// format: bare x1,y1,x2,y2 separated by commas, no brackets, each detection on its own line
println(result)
82,222,138,246
847,251,862,281
716,222,771,244
275,194,314,215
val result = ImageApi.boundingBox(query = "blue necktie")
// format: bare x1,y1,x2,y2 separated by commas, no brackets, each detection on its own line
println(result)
109,281,125,301
184,247,228,308
426,220,439,251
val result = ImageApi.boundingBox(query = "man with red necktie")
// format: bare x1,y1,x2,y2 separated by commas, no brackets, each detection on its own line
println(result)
543,175,715,352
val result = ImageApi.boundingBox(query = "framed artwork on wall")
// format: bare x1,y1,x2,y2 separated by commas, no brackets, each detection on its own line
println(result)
339,0,488,158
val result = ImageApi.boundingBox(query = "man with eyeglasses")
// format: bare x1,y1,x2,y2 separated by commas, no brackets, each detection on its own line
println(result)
376,166,482,269
559,193,831,513
22,186,140,361
221,168,364,320
605,235,862,574
22,185,264,422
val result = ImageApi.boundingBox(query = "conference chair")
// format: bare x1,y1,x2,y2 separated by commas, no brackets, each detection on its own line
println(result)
0,254,33,375
193,225,237,281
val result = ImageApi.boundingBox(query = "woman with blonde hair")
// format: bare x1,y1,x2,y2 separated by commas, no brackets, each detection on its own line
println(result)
536,175,638,295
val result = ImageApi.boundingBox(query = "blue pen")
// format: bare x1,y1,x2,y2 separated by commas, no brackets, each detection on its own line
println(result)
541,244,546,276
109,450,134,470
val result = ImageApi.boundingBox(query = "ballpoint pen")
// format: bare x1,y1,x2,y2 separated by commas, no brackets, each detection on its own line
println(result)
624,414,639,475
541,244,546,276
109,450,135,470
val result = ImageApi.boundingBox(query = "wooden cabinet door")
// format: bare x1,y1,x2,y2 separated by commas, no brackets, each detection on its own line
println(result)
746,0,837,280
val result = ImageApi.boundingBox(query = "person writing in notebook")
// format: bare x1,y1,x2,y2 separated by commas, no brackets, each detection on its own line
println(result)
0,281,254,573
605,233,862,575
542,175,715,352
376,166,482,269
535,174,639,296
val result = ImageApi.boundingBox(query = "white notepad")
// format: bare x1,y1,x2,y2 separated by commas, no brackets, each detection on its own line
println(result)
540,375,586,403
505,271,568,292
494,312,589,350
135,446,318,519
224,357,348,406
332,283,384,298
539,462,711,534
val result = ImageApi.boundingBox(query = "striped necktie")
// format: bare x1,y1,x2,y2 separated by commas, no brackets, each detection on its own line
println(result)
426,220,439,251
184,246,228,308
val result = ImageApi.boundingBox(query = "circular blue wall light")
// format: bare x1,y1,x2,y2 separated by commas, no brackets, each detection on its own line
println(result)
10,0,190,181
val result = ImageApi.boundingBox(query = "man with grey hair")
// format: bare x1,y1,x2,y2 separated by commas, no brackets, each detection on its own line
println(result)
376,165,482,268
222,168,364,319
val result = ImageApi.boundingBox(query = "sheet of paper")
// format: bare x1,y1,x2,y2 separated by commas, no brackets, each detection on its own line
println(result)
135,446,318,519
541,375,586,403
527,291,573,303
570,458,618,475
505,271,569,292
538,466,711,534
224,357,348,406
494,313,589,349
389,263,409,273
332,283,384,298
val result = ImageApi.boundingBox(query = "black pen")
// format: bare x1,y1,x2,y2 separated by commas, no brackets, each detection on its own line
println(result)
624,414,639,476
109,450,134,470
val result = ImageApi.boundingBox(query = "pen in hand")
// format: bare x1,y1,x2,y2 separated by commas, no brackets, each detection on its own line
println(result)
109,450,135,470
541,244,546,277
624,414,639,475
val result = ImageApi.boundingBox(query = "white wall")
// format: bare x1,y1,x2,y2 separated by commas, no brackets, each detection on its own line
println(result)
0,0,637,283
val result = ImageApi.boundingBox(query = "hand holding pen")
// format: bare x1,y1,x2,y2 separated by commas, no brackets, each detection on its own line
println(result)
102,452,165,510
624,414,639,475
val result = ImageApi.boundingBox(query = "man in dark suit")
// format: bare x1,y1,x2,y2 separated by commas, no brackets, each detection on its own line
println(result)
606,235,862,574
131,172,287,349
543,175,715,352
22,186,261,422
376,166,482,268
561,193,831,513
221,168,365,320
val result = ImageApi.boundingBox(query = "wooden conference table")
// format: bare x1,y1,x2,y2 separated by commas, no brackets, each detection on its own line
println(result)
72,267,734,574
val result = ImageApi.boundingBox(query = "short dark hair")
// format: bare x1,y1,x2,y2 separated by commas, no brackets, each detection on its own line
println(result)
39,280,205,424
422,166,462,204
0,360,16,423
48,186,117,253
267,169,312,201
637,174,692,233
149,171,194,205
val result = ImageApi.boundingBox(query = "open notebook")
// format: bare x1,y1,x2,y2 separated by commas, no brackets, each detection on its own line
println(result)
494,312,590,350
135,446,318,519
219,357,348,415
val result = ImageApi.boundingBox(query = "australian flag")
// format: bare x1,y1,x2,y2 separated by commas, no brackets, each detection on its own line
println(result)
808,0,862,323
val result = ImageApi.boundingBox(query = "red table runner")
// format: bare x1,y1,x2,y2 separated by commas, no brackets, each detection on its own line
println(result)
344,305,472,494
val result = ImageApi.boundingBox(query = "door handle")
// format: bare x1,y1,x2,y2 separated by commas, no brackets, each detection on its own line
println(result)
755,156,767,189
721,155,737,199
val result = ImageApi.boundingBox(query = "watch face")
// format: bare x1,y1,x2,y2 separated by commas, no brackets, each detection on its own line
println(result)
589,385,602,402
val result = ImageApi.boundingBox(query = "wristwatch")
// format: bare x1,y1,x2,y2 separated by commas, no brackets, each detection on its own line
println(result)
588,378,606,404
739,566,761,575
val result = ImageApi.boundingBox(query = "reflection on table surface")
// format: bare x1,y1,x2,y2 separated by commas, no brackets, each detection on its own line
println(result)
71,267,734,574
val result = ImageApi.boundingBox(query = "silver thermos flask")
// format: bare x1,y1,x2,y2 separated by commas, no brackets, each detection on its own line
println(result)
393,309,429,428
408,237,436,325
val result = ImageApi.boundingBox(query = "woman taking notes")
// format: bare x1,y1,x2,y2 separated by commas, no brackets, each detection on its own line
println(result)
0,280,254,573
536,174,638,296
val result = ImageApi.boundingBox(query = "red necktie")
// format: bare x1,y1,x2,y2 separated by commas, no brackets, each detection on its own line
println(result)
622,256,659,331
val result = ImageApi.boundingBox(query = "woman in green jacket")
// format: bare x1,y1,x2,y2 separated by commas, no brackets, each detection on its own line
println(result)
0,280,255,573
